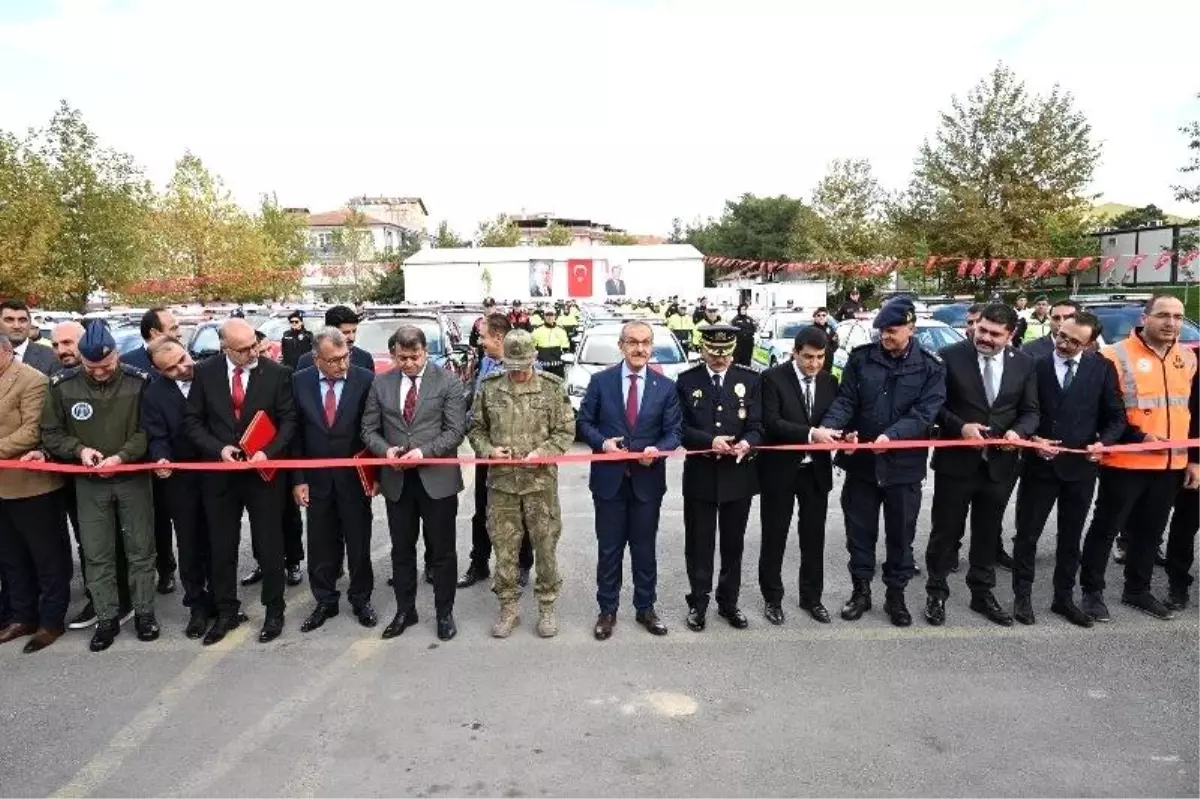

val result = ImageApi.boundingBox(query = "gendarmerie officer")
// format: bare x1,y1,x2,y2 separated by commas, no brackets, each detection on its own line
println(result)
814,298,946,627
676,324,763,631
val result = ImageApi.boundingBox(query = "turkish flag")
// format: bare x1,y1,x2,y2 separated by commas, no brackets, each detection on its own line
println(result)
567,259,593,297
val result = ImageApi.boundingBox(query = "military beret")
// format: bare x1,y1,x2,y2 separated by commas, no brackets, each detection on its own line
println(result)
873,298,917,330
79,320,117,363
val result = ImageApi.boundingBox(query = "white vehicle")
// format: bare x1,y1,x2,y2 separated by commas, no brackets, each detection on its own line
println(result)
563,322,697,413
832,316,964,373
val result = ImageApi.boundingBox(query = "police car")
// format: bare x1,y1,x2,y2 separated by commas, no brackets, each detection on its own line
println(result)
751,311,819,370
1071,294,1200,351
831,314,964,373
562,322,696,413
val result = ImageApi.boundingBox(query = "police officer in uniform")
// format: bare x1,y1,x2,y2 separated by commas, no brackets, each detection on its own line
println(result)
676,324,763,631
531,307,570,378
814,298,946,627
39,322,159,651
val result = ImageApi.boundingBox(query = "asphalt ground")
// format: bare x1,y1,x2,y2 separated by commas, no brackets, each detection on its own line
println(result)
0,450,1196,798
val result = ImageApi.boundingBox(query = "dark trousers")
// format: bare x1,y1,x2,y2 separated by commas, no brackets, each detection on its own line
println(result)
307,486,373,609
1012,471,1095,597
758,467,828,604
684,496,751,612
842,476,922,591
386,476,457,616
65,482,130,609
925,464,1016,600
1165,486,1200,594
468,465,532,571
204,473,286,617
594,477,662,614
163,472,213,612
152,479,176,578
1080,467,1183,597
0,492,73,629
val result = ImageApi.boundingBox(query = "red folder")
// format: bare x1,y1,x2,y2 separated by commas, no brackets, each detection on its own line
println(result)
353,448,379,497
238,410,278,482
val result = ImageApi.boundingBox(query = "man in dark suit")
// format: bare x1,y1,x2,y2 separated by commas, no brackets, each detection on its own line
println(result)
0,299,59,376
578,321,683,640
183,318,297,645
295,306,376,373
924,302,1039,627
676,325,762,632
143,337,214,639
122,307,181,594
758,325,838,624
1020,299,1078,361
361,325,466,641
292,327,377,633
605,265,627,297
1011,311,1125,627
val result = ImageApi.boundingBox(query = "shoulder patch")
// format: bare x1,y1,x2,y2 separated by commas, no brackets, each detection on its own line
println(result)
119,363,150,381
50,367,80,386
482,370,506,382
920,348,944,364
680,363,705,375
537,371,564,385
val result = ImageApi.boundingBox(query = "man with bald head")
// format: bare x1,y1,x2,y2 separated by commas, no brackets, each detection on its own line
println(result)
51,321,85,370
184,317,297,645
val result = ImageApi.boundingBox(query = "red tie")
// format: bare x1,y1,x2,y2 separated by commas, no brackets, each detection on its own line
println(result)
403,378,417,424
323,379,337,427
626,373,639,428
231,367,245,420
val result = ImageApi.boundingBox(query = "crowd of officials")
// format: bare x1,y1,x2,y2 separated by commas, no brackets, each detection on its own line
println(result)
0,290,1195,654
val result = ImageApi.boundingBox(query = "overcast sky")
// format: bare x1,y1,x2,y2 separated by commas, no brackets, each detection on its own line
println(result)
1,0,1197,238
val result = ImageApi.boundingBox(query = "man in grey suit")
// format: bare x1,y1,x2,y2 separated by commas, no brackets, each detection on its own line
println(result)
362,325,467,641
1,300,60,376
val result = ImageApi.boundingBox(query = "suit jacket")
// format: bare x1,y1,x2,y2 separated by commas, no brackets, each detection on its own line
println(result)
1022,334,1055,361
758,361,837,493
933,340,1039,480
295,346,375,374
182,355,297,485
1023,350,1126,482
606,279,626,296
292,365,374,497
120,346,156,376
578,364,682,502
19,342,60,377
676,364,763,503
360,364,465,501
0,361,63,499
142,376,203,463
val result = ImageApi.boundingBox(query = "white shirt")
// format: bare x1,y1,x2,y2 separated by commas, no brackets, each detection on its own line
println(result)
1053,352,1081,389
400,367,426,406
620,361,646,409
978,351,1004,400
177,380,192,399
225,356,257,394
13,340,29,363
706,366,728,387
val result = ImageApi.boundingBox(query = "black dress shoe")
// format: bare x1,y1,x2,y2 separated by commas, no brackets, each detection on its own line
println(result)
457,563,490,588
352,603,378,628
1121,592,1175,620
924,595,946,626
286,565,303,586
635,608,668,636
259,613,285,643
686,608,706,631
518,567,531,588
90,619,120,652
800,599,831,624
969,592,1014,626
594,613,616,640
884,591,912,627
203,613,245,646
1050,597,1094,627
382,609,419,639
300,605,338,633
1013,595,1035,625
185,607,212,639
135,613,161,642
241,566,263,586
841,581,872,621
1164,592,1190,612
718,606,749,629
995,547,1015,572
156,574,177,595
437,613,457,641
764,603,785,625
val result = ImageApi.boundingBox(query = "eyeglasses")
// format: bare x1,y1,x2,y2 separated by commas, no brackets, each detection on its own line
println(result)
1054,330,1088,348
226,344,257,356
319,353,350,365
621,338,652,348
1148,311,1185,322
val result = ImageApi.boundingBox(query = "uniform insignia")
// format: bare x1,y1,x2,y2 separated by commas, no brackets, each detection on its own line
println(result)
70,401,93,421
733,383,745,398
717,405,723,411
1174,355,1186,369
737,408,746,419
691,389,703,399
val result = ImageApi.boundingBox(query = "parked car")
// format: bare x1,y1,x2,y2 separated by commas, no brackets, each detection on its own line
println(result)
354,312,472,378
751,310,822,370
832,316,964,373
563,322,696,413
186,321,224,362
1072,294,1199,351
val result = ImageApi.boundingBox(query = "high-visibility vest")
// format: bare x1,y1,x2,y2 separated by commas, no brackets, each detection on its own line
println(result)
1023,314,1051,341
531,324,570,350
1101,331,1196,470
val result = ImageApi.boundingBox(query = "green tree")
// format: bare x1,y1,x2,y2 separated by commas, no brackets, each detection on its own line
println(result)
329,208,376,300
686,194,805,261
667,217,687,244
0,133,62,302
475,213,521,247
36,101,154,310
254,192,306,299
1105,204,1169,230
1174,93,1200,204
902,63,1100,289
603,231,640,245
537,221,574,246
433,219,466,248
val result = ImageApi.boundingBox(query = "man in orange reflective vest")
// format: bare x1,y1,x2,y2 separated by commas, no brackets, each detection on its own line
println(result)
1078,294,1199,622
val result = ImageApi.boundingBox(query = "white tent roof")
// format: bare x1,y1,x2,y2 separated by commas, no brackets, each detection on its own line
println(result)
404,244,703,266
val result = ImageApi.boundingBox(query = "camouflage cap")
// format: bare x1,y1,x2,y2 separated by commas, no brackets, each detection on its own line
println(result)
502,329,536,370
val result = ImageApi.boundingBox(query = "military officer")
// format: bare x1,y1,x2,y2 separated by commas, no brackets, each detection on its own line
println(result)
676,324,764,631
38,321,158,652
814,298,946,627
468,330,576,639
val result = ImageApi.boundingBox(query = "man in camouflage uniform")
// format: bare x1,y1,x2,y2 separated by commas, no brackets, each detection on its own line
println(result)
39,321,158,652
468,329,575,638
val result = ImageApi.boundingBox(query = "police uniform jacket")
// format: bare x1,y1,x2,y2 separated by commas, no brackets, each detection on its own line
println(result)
676,363,763,503
40,365,150,476
819,341,946,486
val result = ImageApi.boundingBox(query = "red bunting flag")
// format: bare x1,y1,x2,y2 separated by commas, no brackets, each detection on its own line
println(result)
1055,258,1074,276
1034,259,1056,278
1152,251,1173,270
1180,250,1199,269
956,258,970,277
924,256,940,274
970,259,986,277
1100,256,1117,272
1074,256,1095,272
1127,254,1149,272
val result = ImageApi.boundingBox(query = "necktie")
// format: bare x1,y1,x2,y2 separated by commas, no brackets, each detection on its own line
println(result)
403,377,418,424
231,367,245,420
323,378,338,426
803,375,813,412
1063,359,1076,390
626,373,639,428
712,372,722,393
982,356,997,406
